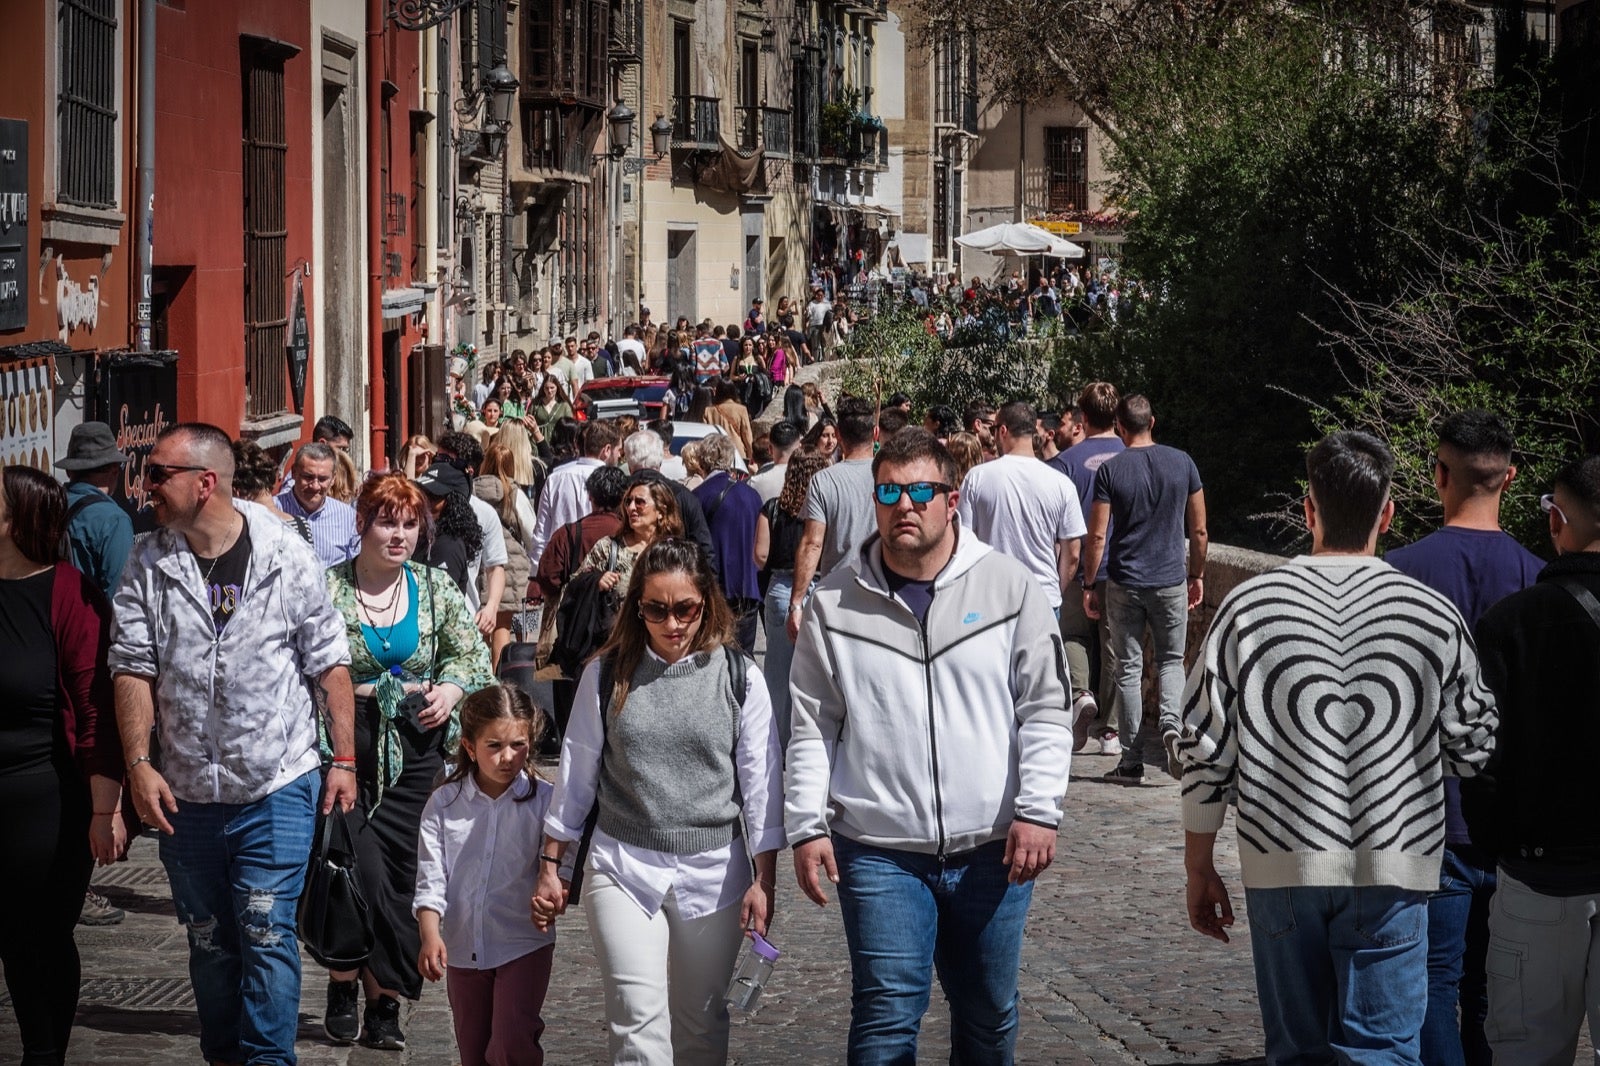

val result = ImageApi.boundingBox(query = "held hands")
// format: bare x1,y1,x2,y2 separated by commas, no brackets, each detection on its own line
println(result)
128,762,178,835
417,932,448,982
1186,865,1235,943
741,879,775,937
530,866,569,932
1004,821,1057,884
1083,587,1103,621
89,811,128,866
792,837,839,906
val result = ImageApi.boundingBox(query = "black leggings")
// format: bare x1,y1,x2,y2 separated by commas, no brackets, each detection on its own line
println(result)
0,764,93,1066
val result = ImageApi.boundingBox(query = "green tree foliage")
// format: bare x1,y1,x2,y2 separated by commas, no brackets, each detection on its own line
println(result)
1102,15,1476,549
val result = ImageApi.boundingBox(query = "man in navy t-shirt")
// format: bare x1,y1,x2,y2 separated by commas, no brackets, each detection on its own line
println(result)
1080,395,1207,785
1384,410,1542,1066
1051,383,1126,755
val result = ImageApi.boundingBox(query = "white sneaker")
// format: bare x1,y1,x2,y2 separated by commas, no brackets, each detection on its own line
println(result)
1098,732,1122,757
1071,693,1097,751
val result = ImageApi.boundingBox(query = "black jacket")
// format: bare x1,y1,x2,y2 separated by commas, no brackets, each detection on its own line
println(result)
1465,551,1600,887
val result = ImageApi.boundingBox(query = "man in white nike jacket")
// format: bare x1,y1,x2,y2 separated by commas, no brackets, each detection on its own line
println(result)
786,427,1074,1064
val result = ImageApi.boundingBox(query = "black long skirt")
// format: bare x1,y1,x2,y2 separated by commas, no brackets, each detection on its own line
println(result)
348,694,446,999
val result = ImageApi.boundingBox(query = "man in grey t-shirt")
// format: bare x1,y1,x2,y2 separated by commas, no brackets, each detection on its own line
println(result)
787,397,879,642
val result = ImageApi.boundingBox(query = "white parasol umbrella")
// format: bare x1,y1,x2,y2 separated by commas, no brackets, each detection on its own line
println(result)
955,221,1085,259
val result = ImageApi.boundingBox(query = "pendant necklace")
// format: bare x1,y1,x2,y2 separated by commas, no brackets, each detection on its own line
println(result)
358,567,405,652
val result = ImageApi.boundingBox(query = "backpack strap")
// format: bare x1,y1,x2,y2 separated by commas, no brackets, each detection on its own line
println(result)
1553,577,1600,633
67,490,117,523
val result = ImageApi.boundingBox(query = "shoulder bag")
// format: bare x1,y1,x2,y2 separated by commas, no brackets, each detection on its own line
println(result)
296,807,373,969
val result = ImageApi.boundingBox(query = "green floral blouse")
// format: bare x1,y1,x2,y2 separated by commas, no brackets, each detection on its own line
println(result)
325,560,495,806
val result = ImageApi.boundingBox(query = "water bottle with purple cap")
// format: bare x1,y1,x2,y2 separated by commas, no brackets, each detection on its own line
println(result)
724,931,780,1010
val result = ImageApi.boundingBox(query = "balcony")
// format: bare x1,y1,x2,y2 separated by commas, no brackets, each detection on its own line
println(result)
519,104,599,181
734,106,761,153
671,94,720,150
763,107,792,159
609,0,643,65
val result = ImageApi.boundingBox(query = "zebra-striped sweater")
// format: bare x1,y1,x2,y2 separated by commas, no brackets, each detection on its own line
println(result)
1177,554,1497,892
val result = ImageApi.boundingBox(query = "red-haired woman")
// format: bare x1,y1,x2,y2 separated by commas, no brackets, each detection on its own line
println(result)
320,473,495,1050
0,466,125,1064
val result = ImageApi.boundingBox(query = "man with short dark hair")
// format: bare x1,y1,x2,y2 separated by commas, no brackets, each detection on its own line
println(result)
1177,430,1496,1066
1054,382,1126,755
276,441,360,567
750,420,802,503
958,401,1085,618
963,402,997,459
1464,454,1600,1064
112,423,355,1066
1385,410,1542,1066
788,428,1072,1062
1082,394,1205,783
787,397,879,641
877,407,911,439
529,419,622,568
313,415,354,452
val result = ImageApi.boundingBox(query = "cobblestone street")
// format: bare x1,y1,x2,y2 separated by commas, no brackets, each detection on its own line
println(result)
0,759,1291,1065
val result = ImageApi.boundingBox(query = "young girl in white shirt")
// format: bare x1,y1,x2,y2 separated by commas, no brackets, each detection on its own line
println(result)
414,685,559,1066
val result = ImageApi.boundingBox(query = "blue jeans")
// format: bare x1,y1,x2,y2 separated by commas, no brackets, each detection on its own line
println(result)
1104,581,1187,762
834,835,1033,1065
762,573,797,750
1422,845,1495,1066
1247,885,1429,1066
160,769,319,1066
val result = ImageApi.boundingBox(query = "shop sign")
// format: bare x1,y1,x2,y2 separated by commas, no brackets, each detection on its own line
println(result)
0,356,54,471
93,350,178,532
1032,219,1083,236
0,119,27,333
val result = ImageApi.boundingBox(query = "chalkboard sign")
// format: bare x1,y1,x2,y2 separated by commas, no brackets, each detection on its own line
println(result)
0,119,28,333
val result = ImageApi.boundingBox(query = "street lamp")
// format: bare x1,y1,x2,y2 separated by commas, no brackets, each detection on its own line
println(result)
606,102,636,158
649,114,673,159
482,64,519,132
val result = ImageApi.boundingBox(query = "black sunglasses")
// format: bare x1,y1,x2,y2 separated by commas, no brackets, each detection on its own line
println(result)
145,463,207,486
639,598,705,624
875,481,953,506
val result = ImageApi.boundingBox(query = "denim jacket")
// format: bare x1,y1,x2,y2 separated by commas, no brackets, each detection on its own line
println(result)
109,499,352,805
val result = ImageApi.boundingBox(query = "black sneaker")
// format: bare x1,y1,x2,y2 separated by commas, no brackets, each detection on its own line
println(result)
323,979,360,1045
1102,762,1145,785
360,995,406,1051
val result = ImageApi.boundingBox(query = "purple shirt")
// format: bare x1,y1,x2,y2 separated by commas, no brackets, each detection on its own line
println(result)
1052,436,1125,585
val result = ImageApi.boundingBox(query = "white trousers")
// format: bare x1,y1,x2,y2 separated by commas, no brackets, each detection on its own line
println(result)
1485,868,1600,1065
584,869,747,1065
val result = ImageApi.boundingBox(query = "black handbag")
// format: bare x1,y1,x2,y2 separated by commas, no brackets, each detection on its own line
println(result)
296,808,374,969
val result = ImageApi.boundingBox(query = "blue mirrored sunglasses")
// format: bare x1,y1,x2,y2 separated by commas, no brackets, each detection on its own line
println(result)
874,481,953,506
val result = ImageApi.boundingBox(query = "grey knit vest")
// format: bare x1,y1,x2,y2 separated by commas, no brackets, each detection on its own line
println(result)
596,648,743,854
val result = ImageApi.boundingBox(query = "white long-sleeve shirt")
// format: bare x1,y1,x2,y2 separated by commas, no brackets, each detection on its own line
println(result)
545,649,785,919
529,457,605,568
413,772,558,971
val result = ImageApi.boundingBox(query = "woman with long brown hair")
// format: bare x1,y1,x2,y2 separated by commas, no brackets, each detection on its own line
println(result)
533,540,782,1064
0,466,125,1065
576,474,683,611
753,450,831,747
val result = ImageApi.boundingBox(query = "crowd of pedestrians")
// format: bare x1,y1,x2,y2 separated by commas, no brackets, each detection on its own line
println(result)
4,343,1598,1066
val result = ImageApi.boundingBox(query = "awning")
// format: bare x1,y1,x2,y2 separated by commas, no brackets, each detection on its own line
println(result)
382,287,427,319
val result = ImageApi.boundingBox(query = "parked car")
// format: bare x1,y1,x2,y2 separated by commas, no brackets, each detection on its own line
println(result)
665,420,748,474
574,376,670,422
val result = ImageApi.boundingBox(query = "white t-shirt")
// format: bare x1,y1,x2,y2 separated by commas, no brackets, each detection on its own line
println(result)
465,494,509,613
748,462,787,504
957,454,1086,608
617,338,646,373
805,299,832,328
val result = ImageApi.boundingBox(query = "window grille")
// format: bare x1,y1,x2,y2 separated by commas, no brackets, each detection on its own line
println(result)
243,49,290,418
1044,127,1088,213
58,0,119,209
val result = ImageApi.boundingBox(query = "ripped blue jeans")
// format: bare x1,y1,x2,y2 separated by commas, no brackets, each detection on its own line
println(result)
159,769,318,1066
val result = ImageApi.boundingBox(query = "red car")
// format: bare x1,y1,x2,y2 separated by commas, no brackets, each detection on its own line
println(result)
573,376,672,422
